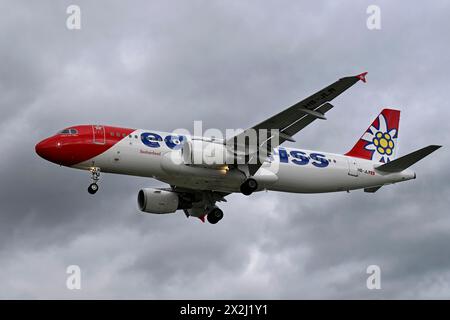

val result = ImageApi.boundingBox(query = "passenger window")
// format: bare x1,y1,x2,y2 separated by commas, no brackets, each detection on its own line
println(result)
116,132,121,137
110,132,114,137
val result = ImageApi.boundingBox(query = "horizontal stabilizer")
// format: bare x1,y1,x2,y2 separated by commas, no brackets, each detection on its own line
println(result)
375,145,441,173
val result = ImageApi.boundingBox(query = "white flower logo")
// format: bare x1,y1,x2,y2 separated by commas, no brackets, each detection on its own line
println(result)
361,113,397,163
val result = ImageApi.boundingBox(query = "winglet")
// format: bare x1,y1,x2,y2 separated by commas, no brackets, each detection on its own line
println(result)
356,72,368,83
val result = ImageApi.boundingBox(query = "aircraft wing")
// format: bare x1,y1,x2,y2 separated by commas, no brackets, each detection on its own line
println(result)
228,72,368,175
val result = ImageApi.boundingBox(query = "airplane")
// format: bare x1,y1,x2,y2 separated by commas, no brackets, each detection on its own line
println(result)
35,72,441,224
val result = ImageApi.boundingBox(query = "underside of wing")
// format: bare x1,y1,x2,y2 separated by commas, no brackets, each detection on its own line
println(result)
169,186,229,222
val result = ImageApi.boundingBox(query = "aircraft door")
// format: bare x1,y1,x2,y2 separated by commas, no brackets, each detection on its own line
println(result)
92,125,106,145
347,158,359,177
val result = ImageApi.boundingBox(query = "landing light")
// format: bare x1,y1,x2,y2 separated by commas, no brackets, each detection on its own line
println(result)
218,165,229,174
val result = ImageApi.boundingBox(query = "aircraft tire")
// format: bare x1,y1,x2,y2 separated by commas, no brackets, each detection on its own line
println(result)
88,183,99,194
207,207,224,224
240,178,258,196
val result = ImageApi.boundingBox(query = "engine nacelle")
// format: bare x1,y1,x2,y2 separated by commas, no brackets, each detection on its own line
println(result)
137,188,179,214
182,139,247,166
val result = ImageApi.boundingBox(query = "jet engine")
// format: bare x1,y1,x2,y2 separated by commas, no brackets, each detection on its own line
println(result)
182,139,238,166
137,188,182,214
137,188,226,223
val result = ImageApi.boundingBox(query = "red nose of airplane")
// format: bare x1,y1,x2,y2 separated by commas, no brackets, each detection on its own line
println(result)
35,137,61,164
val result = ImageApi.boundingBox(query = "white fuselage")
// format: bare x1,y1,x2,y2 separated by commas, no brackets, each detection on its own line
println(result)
74,129,416,194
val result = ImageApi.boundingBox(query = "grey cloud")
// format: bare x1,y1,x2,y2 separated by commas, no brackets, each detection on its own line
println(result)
0,0,448,298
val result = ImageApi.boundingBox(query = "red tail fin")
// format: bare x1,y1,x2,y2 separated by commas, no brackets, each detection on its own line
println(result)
345,109,400,163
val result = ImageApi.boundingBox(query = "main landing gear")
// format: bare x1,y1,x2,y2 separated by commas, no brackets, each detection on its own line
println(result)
240,178,258,196
206,207,224,224
88,167,101,195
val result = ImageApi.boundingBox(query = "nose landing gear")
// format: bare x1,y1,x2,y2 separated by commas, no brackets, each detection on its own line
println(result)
88,167,101,195
88,183,98,194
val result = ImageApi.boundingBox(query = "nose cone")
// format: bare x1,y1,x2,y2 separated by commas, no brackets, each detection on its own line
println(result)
35,140,45,158
35,138,61,164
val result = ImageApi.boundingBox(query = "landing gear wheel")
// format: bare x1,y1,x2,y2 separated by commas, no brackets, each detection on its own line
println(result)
207,207,224,224
88,183,99,194
87,167,101,194
240,178,258,196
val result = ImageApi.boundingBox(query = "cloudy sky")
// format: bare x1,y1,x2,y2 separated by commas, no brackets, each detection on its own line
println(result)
0,0,449,299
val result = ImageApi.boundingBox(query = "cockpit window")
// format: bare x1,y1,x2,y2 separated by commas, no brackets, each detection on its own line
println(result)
58,128,78,135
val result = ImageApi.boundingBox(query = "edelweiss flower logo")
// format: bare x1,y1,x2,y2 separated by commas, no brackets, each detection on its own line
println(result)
361,113,397,162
